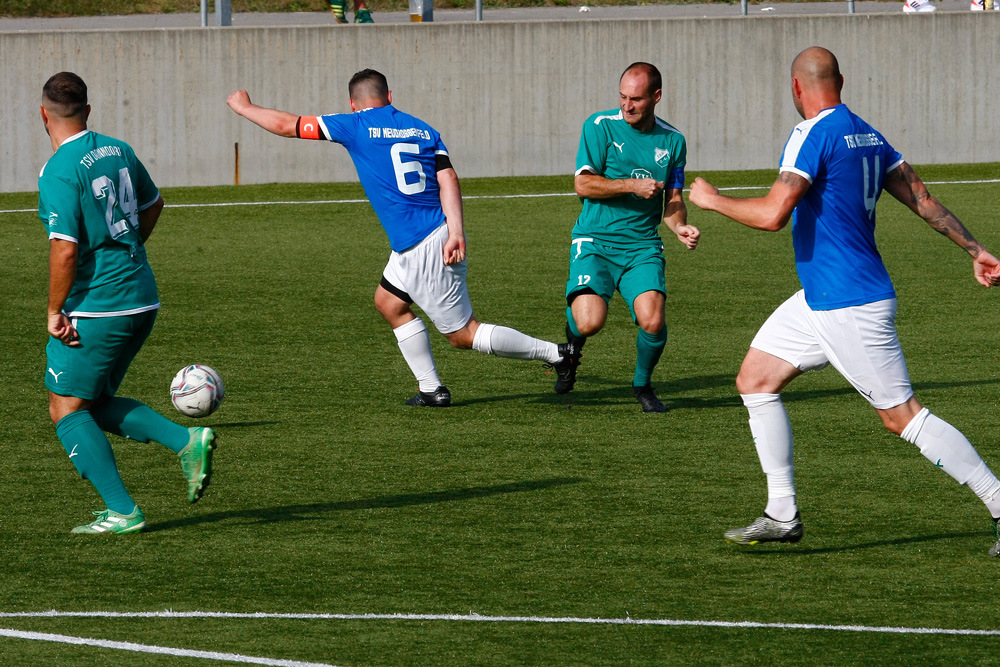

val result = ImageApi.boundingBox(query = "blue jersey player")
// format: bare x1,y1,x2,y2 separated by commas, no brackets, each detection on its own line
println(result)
39,72,217,534
689,47,1000,556
228,70,576,406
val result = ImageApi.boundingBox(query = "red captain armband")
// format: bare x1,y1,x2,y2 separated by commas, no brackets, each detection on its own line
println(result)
296,116,322,140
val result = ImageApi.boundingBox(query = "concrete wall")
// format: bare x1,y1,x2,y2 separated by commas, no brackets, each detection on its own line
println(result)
2,14,998,192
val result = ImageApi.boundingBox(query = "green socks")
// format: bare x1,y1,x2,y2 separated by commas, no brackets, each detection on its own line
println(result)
91,397,190,454
633,326,667,388
56,410,135,515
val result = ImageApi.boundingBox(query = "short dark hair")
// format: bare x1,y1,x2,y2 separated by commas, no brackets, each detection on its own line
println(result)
348,69,390,104
621,62,662,96
42,72,88,118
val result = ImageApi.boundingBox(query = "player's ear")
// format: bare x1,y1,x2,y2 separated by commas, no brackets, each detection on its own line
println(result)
84,104,91,122
386,90,392,105
349,97,358,112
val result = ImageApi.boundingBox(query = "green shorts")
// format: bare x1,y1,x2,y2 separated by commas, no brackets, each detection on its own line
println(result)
45,309,158,400
565,238,666,322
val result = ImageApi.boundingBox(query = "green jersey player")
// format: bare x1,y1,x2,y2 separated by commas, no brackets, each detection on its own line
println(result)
39,72,216,535
558,62,700,412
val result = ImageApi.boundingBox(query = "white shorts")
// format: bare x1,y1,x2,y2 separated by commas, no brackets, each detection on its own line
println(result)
381,223,473,335
751,290,913,410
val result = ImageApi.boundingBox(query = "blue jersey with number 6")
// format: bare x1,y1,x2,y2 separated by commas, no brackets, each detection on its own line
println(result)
312,105,448,252
779,104,904,310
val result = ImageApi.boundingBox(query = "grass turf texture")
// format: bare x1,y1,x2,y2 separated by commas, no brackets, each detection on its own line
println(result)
1,165,999,664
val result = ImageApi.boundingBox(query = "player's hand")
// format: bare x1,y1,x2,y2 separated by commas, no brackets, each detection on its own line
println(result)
973,250,1000,287
632,179,664,200
688,177,719,210
675,224,700,250
227,90,252,114
48,312,80,346
443,234,467,265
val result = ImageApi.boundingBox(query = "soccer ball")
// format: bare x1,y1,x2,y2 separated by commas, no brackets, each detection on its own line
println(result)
170,365,225,418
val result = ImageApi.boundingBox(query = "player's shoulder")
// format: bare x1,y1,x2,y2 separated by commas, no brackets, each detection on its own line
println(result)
653,117,685,145
584,109,624,128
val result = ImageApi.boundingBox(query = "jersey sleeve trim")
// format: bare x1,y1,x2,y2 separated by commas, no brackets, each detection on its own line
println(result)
887,157,905,173
575,165,598,176
137,190,161,212
48,232,78,243
779,166,813,183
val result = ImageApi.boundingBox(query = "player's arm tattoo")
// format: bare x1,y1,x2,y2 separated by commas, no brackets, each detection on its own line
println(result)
890,163,983,256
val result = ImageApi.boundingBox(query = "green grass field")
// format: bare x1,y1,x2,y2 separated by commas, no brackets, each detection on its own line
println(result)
1,165,999,665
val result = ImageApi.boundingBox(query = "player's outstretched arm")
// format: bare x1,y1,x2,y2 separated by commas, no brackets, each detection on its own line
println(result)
689,172,809,232
438,167,466,265
883,162,1000,287
227,90,300,138
662,187,699,250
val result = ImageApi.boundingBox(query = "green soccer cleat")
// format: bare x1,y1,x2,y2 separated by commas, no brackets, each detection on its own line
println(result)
327,0,348,23
179,427,217,503
355,7,374,22
724,512,804,546
990,519,1000,557
71,506,146,535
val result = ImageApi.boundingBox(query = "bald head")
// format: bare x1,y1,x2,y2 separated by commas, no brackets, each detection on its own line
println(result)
791,47,843,94
789,47,843,119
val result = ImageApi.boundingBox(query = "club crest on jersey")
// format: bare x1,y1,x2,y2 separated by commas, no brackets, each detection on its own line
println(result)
654,147,671,167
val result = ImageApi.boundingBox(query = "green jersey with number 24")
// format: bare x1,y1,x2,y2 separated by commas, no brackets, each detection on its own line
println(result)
39,130,160,317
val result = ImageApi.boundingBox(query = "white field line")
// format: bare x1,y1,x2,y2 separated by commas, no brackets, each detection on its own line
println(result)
1,610,999,637
1,178,997,215
0,627,342,667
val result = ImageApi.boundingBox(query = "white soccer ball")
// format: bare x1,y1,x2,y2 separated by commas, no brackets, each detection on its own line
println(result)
170,365,225,418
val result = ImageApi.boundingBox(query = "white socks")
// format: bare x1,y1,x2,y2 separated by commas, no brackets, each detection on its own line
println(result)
742,393,798,522
741,396,1000,521
393,318,441,393
471,323,561,363
900,407,1000,517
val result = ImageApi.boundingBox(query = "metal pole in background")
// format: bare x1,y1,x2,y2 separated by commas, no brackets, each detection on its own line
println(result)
476,0,483,21
847,0,855,12
741,0,748,15
200,0,208,26
215,0,232,26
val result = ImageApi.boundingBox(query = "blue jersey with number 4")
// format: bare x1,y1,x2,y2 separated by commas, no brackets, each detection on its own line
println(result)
779,104,904,310
316,105,448,252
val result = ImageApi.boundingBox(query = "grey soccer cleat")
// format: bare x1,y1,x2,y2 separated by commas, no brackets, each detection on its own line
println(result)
724,512,804,546
990,519,1000,557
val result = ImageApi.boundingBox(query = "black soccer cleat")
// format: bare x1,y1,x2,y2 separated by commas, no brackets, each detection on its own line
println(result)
547,342,582,395
405,385,452,407
632,384,666,413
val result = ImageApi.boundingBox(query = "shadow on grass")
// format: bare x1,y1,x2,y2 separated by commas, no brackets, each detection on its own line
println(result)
146,476,586,533
462,374,1000,410
207,420,281,429
731,530,989,555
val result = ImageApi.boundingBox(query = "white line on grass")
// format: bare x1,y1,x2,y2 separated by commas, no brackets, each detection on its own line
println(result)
0,627,342,666
2,611,999,637
2,178,997,215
